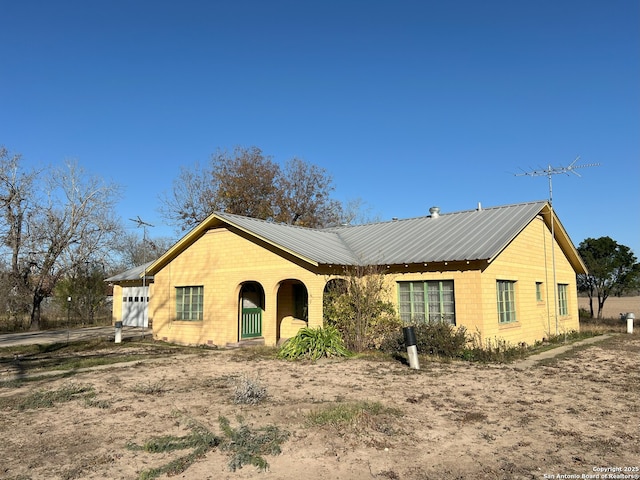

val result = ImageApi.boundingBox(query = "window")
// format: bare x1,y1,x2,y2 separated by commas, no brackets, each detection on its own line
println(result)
398,281,455,324
536,282,543,302
176,286,204,321
497,280,517,324
558,284,568,316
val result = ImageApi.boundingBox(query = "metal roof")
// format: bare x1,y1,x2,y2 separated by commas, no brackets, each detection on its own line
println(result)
105,261,155,282
215,201,550,266
214,212,355,265
135,199,587,280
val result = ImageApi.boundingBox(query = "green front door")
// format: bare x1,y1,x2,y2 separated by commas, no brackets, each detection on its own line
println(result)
241,307,262,338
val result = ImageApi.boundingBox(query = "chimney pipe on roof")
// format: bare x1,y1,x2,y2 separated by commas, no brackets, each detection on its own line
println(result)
429,206,440,218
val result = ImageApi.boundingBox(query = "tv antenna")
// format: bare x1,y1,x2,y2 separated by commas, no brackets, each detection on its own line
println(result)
515,156,599,205
129,216,154,230
129,216,155,329
515,156,599,336
129,216,154,257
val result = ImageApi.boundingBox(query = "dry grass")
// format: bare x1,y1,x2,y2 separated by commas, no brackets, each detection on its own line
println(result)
1,334,638,480
579,295,639,334
578,295,639,320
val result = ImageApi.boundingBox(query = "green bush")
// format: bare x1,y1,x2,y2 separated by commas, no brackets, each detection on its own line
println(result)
380,322,469,358
277,326,351,361
323,266,403,352
461,334,529,363
543,330,588,344
416,322,469,357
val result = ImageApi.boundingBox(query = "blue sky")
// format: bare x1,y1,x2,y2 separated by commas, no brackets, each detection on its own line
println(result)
1,0,638,256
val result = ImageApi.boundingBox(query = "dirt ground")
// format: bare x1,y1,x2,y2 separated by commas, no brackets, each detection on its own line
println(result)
1,331,639,480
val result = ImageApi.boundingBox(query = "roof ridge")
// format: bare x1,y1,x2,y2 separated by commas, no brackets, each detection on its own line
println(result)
215,210,338,233
325,199,549,229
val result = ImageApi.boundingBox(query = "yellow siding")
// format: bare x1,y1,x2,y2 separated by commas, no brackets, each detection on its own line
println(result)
151,228,326,347
111,284,122,325
481,216,579,345
149,216,579,348
372,216,578,346
379,269,484,335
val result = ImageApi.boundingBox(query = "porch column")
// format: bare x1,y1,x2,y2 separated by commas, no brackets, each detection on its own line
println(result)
307,286,324,329
263,287,279,346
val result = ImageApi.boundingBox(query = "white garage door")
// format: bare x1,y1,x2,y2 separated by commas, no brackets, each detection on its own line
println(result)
122,286,149,327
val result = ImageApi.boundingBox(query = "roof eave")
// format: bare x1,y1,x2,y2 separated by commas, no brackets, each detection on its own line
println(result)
222,221,320,267
482,202,586,275
542,204,588,275
145,213,320,276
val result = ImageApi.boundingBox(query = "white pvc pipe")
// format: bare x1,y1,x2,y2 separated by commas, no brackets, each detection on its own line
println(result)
627,313,635,334
115,322,122,343
407,345,420,370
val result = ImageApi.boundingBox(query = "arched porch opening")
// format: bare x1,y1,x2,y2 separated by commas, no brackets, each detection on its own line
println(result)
276,279,308,343
323,277,348,324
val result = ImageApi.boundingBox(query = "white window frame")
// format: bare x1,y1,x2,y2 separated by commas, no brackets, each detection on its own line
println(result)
398,280,456,325
557,284,569,316
497,280,517,324
175,286,204,321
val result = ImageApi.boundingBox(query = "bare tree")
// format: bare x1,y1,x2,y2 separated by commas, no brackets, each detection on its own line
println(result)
112,232,175,271
0,147,39,324
212,146,279,220
340,197,380,226
274,158,342,228
0,149,123,330
159,146,347,231
158,161,216,231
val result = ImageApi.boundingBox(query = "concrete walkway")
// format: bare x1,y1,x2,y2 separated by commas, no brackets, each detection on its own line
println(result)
0,326,152,348
513,334,614,369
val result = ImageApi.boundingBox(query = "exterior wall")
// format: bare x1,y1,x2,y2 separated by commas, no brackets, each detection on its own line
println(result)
379,216,579,346
149,216,579,348
480,216,579,345
150,228,326,347
381,268,484,336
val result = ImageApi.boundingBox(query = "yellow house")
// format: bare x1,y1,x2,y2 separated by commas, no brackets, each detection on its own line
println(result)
109,201,587,348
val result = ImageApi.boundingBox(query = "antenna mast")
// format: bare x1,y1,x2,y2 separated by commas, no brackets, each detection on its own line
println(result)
129,216,154,252
129,216,154,329
515,157,599,336
129,216,154,262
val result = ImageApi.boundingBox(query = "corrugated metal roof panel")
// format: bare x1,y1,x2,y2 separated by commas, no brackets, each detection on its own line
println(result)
134,201,554,282
327,201,548,265
105,261,155,282
219,201,547,266
214,212,358,265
